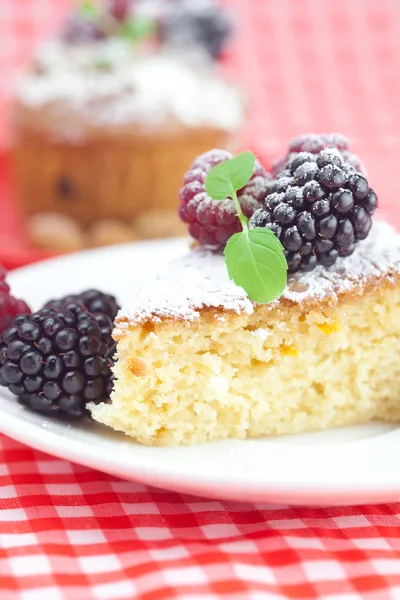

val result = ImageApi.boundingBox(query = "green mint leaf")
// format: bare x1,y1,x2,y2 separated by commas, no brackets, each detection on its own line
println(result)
122,16,155,42
77,1,101,20
205,151,255,200
224,227,288,304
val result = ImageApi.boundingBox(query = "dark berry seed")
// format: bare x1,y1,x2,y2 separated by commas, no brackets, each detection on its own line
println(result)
289,152,315,172
303,181,324,203
355,214,372,240
331,189,354,214
62,351,80,368
29,394,54,412
318,215,338,239
3,327,18,344
20,351,42,376
283,226,303,251
79,336,101,356
18,322,40,342
286,252,302,272
301,242,313,255
9,383,25,396
2,362,23,384
43,355,63,379
42,317,63,337
273,203,296,225
352,206,370,234
318,165,346,190
24,376,42,393
348,174,369,200
63,372,85,395
36,337,52,354
311,200,330,217
265,192,285,211
6,340,30,361
249,208,270,229
43,381,61,400
55,328,78,351
335,219,355,247
338,243,356,257
84,356,104,377
84,378,105,401
318,249,339,266
364,189,378,215
297,212,316,240
316,150,343,168
266,223,282,238
301,254,318,271
58,395,84,418
285,187,304,208
315,239,334,253
294,162,318,185
77,320,101,341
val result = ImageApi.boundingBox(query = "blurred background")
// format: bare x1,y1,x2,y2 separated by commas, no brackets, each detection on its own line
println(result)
1,0,400,269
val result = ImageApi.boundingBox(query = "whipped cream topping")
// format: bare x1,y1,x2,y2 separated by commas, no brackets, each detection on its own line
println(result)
115,221,400,334
16,40,244,131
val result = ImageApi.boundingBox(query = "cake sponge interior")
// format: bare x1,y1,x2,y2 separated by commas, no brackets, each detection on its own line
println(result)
90,282,400,445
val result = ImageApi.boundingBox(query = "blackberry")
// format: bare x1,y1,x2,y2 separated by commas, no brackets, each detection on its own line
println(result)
0,305,113,419
272,133,366,177
44,289,119,322
61,16,106,45
44,289,119,364
249,149,378,273
161,0,231,60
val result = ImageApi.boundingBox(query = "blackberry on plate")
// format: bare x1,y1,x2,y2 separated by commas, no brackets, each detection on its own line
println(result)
61,16,106,45
0,264,31,334
179,149,272,246
272,133,366,177
44,290,119,363
249,148,378,273
0,305,113,419
44,289,120,322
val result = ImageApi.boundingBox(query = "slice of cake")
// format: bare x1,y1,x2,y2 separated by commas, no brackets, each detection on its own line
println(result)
90,220,400,445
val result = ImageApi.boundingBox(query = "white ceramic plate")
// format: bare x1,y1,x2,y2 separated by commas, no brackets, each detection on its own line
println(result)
1,239,400,506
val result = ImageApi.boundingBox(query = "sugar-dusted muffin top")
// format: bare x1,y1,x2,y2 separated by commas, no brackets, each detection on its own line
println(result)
16,39,244,132
115,221,400,334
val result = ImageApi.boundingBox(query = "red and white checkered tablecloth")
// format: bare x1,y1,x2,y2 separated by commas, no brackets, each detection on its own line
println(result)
2,0,400,598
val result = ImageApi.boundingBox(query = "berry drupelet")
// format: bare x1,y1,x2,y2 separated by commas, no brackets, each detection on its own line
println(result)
272,133,366,177
179,149,272,247
0,265,31,334
0,305,113,419
249,149,378,273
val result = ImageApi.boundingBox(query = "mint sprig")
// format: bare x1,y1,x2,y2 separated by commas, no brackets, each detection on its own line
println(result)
121,16,156,43
205,152,288,304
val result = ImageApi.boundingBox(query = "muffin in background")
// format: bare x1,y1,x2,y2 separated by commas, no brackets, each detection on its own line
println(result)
12,0,243,250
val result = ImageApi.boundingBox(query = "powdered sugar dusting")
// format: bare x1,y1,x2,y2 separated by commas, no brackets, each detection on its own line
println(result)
115,221,400,332
16,40,244,132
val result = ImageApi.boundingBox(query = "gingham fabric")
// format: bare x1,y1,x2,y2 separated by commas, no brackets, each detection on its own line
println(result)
2,1,400,598
2,434,400,600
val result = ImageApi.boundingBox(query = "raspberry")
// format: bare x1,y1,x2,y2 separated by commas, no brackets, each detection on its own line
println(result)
249,149,378,273
179,149,272,246
272,133,366,177
0,266,31,334
0,304,113,419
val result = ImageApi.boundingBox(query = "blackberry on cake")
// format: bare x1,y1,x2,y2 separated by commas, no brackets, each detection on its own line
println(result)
272,133,366,177
249,148,378,272
179,149,271,246
0,305,113,419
